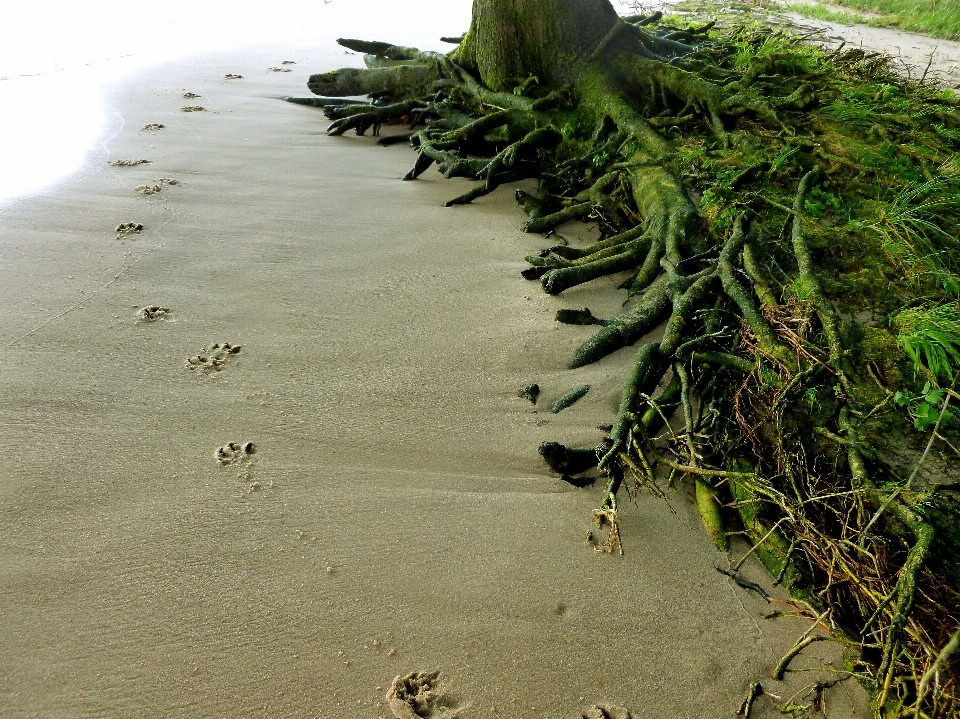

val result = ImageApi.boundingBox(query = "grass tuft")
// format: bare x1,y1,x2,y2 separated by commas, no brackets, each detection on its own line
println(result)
894,302,960,380
785,1,866,24
787,0,960,41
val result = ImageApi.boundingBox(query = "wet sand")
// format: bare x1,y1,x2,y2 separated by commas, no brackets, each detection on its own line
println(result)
0,41,867,718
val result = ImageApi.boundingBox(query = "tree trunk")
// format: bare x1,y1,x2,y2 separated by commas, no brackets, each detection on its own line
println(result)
452,0,618,90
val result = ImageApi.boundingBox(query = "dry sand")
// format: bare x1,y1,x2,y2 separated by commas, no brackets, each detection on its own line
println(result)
0,41,869,719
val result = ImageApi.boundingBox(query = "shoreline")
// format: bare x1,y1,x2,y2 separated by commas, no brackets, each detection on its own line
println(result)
0,0,475,205
0,40,866,719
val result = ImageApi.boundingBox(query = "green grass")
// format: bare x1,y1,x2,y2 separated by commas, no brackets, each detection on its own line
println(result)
894,302,960,380
784,1,866,24
785,0,960,41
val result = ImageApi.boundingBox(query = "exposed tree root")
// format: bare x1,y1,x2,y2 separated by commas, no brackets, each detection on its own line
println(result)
295,7,960,716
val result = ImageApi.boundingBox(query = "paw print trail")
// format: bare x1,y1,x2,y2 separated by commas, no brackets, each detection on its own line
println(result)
184,342,241,373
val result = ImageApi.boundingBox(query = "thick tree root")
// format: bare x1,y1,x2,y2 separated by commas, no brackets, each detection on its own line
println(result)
552,385,591,413
327,99,421,136
541,236,651,295
539,442,599,475
285,96,369,107
570,277,671,368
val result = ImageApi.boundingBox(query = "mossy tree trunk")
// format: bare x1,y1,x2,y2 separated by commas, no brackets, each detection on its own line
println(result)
452,0,618,90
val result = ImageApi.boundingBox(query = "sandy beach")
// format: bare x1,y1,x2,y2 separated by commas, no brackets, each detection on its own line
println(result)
0,37,872,719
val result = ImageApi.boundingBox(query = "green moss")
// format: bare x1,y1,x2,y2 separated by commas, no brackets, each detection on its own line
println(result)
852,324,908,389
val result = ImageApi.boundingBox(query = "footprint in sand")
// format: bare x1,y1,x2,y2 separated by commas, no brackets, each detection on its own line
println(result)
184,342,241,373
224,73,243,80
267,66,292,72
134,178,178,195
215,441,256,466
137,305,171,321
142,123,164,131
110,158,151,167
182,91,201,98
386,671,465,719
115,222,144,239
216,441,261,488
180,105,206,112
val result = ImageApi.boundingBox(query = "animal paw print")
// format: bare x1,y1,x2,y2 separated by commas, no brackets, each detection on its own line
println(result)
215,441,256,466
115,222,144,239
268,66,292,72
142,123,164,131
180,105,206,112
137,305,170,321
224,74,243,80
134,178,178,195
110,158,151,166
184,342,241,372
281,60,296,65
387,671,459,719
182,91,201,98
185,354,224,371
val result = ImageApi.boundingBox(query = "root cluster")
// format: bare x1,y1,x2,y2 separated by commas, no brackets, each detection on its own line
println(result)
293,12,960,716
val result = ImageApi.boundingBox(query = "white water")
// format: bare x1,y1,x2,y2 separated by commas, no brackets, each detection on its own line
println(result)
0,0,477,203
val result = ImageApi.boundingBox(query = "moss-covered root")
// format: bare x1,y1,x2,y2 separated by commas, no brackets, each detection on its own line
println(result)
839,408,939,708
541,237,650,295
587,225,763,541
524,171,622,234
790,168,849,383
638,370,683,436
326,99,421,136
728,461,810,599
551,225,646,260
675,356,729,552
484,126,561,185
308,65,436,98
552,385,591,413
737,682,764,718
877,522,934,705
569,216,753,369
610,342,669,446
696,478,729,551
440,126,558,204
570,276,671,368
539,441,599,475
717,224,795,370
772,634,829,681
